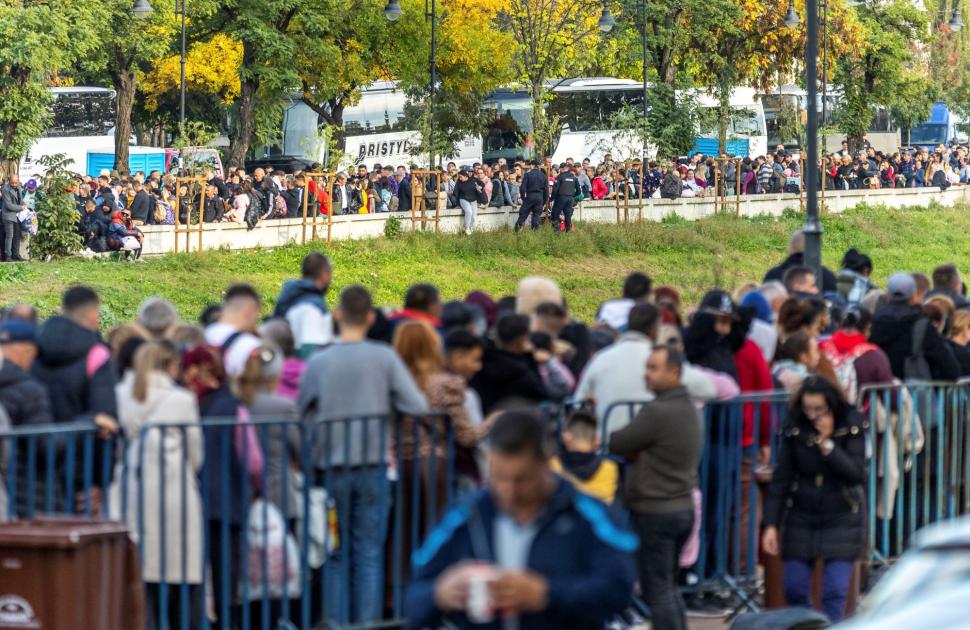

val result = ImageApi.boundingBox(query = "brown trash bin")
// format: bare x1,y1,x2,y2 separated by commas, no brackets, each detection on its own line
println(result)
0,518,144,630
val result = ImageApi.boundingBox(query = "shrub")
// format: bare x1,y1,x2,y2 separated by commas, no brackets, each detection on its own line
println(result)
384,214,403,239
31,154,83,260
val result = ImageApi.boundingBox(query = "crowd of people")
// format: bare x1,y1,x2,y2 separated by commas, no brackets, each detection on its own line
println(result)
2,227,970,628
0,136,963,262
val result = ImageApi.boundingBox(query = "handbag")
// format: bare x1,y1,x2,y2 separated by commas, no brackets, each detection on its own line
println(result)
240,499,303,601
121,235,141,251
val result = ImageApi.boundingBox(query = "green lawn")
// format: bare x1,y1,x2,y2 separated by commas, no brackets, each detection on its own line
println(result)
4,202,969,328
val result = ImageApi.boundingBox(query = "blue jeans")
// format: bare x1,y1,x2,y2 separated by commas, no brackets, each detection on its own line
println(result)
322,466,391,624
783,559,853,623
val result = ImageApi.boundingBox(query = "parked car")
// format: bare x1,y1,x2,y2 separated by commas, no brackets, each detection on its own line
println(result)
835,516,970,629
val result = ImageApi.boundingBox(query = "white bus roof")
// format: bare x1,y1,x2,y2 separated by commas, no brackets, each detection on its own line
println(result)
49,86,114,95
552,78,643,91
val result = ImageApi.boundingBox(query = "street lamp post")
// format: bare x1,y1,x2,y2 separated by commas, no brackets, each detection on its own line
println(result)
821,0,828,137
641,0,648,124
385,0,437,170
131,0,186,128
178,0,187,127
804,0,822,285
785,0,821,283
949,6,964,31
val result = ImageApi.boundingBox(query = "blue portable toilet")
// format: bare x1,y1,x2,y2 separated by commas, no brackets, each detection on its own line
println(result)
86,147,166,177
689,137,751,158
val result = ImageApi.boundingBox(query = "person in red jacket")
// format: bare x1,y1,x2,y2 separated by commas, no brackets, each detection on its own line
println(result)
591,169,609,200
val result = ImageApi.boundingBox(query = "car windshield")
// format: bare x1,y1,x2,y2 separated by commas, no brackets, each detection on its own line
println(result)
858,550,970,618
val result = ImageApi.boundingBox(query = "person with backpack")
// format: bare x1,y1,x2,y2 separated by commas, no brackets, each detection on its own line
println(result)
820,307,894,404
272,252,334,358
203,283,264,377
869,273,960,382
659,163,682,199
836,249,876,308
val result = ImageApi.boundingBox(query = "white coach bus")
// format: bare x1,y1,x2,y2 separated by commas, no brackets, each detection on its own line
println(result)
20,86,117,178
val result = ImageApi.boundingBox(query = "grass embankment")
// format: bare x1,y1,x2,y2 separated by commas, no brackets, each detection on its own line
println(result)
3,202,968,326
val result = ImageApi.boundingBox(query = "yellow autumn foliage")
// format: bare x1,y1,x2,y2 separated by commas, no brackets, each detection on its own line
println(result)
141,33,242,112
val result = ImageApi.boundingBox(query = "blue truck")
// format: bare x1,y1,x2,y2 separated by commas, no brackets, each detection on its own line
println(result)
908,101,967,149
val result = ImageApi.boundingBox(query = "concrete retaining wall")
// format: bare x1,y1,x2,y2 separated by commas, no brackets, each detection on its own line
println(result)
140,186,970,255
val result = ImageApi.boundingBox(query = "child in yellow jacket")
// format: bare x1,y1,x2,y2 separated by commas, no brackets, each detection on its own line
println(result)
550,410,620,504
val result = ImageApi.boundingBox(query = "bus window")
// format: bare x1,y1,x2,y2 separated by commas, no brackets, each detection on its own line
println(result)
344,90,407,135
483,93,532,155
46,91,115,138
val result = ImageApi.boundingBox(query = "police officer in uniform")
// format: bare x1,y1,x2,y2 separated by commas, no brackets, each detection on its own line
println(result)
550,163,579,233
515,161,548,232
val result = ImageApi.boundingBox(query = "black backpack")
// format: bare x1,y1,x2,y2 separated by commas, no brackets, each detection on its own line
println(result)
904,318,933,381
245,192,262,230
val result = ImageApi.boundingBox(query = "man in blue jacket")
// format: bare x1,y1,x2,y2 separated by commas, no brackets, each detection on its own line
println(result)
405,410,636,629
272,251,334,357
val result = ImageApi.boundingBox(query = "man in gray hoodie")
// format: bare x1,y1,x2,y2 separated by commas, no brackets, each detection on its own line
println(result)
299,284,428,624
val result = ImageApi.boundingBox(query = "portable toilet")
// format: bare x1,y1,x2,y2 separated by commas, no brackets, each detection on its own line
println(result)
85,146,166,177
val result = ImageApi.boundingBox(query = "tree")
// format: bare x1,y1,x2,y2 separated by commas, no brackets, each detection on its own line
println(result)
392,0,514,164
292,0,394,148
891,72,939,146
832,0,930,151
33,155,83,259
79,0,174,175
205,0,317,168
0,1,97,177
138,33,242,141
689,0,862,154
498,0,608,156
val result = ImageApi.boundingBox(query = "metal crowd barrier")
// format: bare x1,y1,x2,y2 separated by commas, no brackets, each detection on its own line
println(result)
860,382,966,567
6,382,970,627
596,383,970,614
0,414,456,630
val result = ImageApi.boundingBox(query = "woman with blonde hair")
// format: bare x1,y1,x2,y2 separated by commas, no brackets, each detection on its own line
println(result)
114,340,204,629
391,320,486,581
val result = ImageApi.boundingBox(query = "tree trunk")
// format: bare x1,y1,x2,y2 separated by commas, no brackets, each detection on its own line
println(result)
717,90,730,156
227,78,257,168
134,122,152,146
530,81,546,158
112,67,137,176
0,159,18,180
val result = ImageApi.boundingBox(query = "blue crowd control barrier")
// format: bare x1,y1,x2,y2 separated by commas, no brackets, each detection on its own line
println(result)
126,413,456,630
6,380,970,629
0,421,122,520
859,382,964,567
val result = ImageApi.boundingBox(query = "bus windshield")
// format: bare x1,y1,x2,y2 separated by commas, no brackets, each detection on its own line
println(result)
909,124,947,145
46,90,115,138
483,92,532,155
548,89,645,131
343,90,408,136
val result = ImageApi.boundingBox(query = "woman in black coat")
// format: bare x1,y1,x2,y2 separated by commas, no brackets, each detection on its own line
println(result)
762,376,866,623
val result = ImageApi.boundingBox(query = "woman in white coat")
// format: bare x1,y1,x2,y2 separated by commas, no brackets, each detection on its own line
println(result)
117,340,205,630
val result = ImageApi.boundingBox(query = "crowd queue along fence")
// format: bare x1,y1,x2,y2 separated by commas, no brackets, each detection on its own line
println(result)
2,381,969,628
